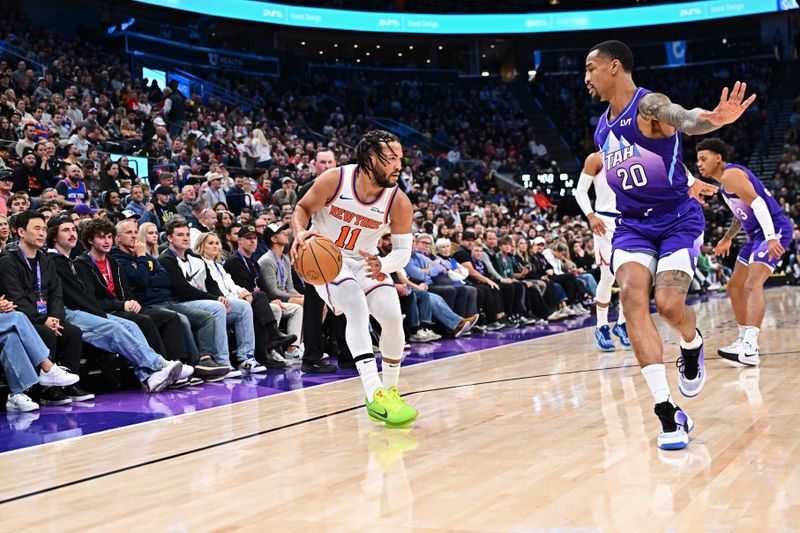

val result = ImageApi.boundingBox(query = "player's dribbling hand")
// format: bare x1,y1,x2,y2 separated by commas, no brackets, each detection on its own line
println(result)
767,239,785,260
713,238,732,258
688,180,719,205
587,213,606,236
358,249,383,279
698,81,757,126
290,229,323,263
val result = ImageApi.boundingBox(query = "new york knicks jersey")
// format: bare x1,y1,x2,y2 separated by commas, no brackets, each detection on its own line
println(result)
720,163,787,237
311,164,400,259
593,87,690,218
592,167,619,216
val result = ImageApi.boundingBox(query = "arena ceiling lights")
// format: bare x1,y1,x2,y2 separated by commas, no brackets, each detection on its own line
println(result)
132,0,797,34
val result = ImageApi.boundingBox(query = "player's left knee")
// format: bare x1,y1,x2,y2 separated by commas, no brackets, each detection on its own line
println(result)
654,294,683,321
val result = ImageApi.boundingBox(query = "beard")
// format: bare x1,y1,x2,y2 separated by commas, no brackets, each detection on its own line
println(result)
374,167,396,188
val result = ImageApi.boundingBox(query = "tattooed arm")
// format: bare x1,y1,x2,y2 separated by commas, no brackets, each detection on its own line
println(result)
713,218,742,258
638,81,757,137
722,218,743,241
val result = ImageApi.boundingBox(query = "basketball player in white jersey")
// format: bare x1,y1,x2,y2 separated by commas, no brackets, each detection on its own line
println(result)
575,151,630,352
291,130,417,428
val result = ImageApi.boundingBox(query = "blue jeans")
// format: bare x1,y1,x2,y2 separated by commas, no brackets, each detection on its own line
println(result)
0,311,50,394
413,289,462,330
405,290,421,328
228,299,255,361
66,310,167,382
171,300,229,365
151,301,219,365
576,273,597,297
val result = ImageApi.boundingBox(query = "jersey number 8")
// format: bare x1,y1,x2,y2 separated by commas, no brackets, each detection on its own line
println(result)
617,164,648,190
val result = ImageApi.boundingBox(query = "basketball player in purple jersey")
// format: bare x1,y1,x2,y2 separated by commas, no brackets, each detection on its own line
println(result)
696,138,791,367
585,40,756,450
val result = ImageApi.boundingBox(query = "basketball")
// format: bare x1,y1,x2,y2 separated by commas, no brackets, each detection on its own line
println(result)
294,235,343,285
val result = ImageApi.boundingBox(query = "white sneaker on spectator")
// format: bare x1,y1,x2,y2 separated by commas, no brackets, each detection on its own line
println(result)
285,345,304,365
409,331,429,343
239,356,267,374
145,360,183,393
421,328,442,341
178,364,194,381
39,364,79,388
224,367,243,378
270,350,292,367
6,393,39,412
563,307,577,317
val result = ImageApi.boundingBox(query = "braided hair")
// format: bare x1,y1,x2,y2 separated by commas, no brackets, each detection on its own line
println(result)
355,130,400,178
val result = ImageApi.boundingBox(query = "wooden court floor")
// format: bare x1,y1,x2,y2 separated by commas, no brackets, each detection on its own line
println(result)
1,288,799,531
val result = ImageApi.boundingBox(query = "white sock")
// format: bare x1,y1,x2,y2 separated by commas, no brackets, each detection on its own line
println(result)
382,361,401,390
641,364,672,405
743,326,760,347
356,357,384,401
737,324,746,341
596,305,609,327
680,330,703,350
617,302,626,325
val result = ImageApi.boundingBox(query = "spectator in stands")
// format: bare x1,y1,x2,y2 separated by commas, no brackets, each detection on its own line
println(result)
257,222,303,362
99,161,121,193
176,184,202,221
273,177,297,207
542,242,590,315
202,172,227,209
11,146,45,198
458,235,504,330
117,156,139,183
67,125,91,158
132,222,158,258
1,300,79,412
54,164,89,207
47,215,187,393
150,184,177,230
0,214,9,251
157,219,239,377
223,224,297,367
15,123,36,157
0,211,84,406
194,230,276,373
0,169,12,215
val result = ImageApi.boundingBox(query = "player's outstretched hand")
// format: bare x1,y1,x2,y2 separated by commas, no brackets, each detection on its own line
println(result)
358,249,383,279
767,239,785,261
698,81,757,126
688,180,719,205
290,229,323,263
713,238,731,258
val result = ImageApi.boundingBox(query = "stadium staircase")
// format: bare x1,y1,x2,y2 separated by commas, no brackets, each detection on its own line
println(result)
509,77,582,177
751,60,800,177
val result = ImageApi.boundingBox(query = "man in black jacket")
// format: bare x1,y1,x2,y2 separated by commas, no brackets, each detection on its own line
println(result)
156,219,234,377
46,215,186,393
224,225,299,368
110,220,229,380
0,211,84,405
73,218,188,364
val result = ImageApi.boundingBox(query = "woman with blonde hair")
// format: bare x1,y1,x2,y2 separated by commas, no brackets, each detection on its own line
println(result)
193,231,287,371
138,222,160,257
249,128,272,169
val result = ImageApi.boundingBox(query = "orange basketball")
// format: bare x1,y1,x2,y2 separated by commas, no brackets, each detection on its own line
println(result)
294,236,343,286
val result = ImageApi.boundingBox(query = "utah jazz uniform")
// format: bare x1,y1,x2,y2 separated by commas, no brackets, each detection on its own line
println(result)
310,164,401,312
720,163,792,270
594,87,704,276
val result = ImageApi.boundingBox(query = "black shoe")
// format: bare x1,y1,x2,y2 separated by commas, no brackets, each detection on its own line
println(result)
301,360,337,373
194,356,229,378
337,358,356,370
64,384,95,402
266,324,298,349
40,387,72,406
